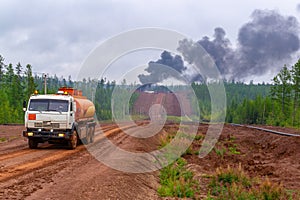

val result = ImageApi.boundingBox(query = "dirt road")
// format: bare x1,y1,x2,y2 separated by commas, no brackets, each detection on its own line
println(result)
0,124,160,200
0,123,299,199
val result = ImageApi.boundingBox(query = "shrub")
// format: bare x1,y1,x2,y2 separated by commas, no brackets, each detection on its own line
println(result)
158,158,197,198
207,165,297,200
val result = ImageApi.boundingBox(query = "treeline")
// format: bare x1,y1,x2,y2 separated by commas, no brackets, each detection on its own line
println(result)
0,55,35,123
226,60,300,127
267,60,300,127
192,60,300,128
1,53,299,128
224,82,272,124
192,59,300,128
0,54,130,123
92,78,115,121
0,55,79,123
191,81,271,122
75,78,138,121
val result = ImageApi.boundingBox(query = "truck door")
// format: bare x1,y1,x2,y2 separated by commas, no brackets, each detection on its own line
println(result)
69,100,75,129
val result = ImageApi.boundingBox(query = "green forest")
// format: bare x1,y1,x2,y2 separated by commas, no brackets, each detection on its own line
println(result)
227,59,300,128
0,54,299,128
193,59,300,128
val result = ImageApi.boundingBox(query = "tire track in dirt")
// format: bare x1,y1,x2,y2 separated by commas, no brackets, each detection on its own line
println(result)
0,123,127,169
0,122,160,200
0,149,65,169
0,149,34,162
0,142,60,163
0,124,119,166
0,123,118,157
0,124,137,183
25,122,161,200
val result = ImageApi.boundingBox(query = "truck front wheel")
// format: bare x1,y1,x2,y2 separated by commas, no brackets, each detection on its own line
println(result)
28,139,38,149
68,130,78,150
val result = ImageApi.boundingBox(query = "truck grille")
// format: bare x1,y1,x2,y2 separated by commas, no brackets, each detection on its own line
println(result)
34,122,42,127
34,122,60,129
51,123,60,128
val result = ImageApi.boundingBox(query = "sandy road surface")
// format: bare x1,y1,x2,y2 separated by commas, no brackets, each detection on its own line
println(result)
0,123,161,200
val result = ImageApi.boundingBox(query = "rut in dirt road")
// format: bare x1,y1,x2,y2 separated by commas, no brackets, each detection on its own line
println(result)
0,123,163,200
0,124,125,183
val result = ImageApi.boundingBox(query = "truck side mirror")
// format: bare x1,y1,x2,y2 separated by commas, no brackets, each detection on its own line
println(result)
23,100,27,112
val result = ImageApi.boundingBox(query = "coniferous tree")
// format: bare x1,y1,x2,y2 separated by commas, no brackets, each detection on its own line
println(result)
5,63,14,103
271,65,292,115
25,64,35,99
291,59,300,126
68,75,74,88
0,55,5,83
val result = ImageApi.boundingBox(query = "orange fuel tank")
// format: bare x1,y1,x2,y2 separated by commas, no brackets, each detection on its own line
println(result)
74,97,95,121
57,87,95,121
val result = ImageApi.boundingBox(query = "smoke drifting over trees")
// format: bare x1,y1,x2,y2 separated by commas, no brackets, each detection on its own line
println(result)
138,51,186,84
235,9,299,78
198,27,233,76
139,9,300,84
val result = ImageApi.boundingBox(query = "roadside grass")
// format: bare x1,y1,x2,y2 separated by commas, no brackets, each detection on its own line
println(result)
183,146,193,156
129,114,149,121
207,164,299,200
194,134,203,141
159,128,300,199
166,115,199,123
158,130,200,198
222,134,241,155
159,131,193,147
159,131,202,156
157,158,198,198
159,133,175,148
214,142,240,158
228,144,241,155
214,147,226,159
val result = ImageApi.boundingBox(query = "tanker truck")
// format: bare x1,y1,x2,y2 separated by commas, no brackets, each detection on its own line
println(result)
23,87,96,149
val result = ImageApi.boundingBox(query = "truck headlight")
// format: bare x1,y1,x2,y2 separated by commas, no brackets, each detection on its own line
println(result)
28,132,34,136
58,133,65,137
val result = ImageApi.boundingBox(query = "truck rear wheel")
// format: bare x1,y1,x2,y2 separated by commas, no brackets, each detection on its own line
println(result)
28,139,38,149
82,127,90,145
68,130,78,150
89,126,95,143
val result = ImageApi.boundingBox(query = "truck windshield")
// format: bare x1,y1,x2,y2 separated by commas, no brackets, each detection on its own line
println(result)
29,99,69,112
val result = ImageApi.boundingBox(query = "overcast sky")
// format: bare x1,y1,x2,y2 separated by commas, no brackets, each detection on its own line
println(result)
0,0,299,82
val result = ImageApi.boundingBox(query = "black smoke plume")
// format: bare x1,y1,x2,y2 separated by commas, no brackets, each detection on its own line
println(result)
195,9,300,79
138,51,186,84
139,9,300,83
198,27,233,76
234,9,300,78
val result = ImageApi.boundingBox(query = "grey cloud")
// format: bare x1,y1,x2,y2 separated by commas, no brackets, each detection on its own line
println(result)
0,0,118,77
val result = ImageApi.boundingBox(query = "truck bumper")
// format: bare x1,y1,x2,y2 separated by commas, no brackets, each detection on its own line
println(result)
23,130,72,142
